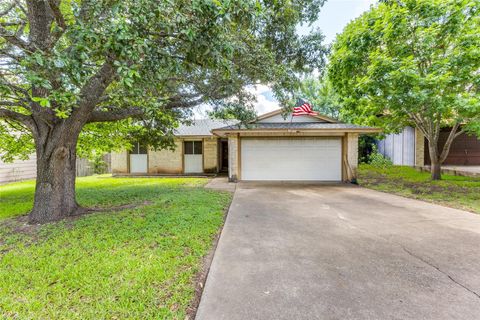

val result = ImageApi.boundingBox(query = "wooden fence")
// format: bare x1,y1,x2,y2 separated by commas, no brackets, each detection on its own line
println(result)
0,154,111,185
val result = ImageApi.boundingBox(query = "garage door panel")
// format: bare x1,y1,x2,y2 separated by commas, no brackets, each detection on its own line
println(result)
241,137,342,181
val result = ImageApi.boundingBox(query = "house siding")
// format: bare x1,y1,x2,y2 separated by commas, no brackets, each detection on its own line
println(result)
377,127,416,166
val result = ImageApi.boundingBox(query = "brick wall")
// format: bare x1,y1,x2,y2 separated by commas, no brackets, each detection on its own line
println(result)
203,137,218,173
415,127,425,166
148,140,183,174
111,151,128,174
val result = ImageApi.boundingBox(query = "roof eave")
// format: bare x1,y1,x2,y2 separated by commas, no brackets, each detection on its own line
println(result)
211,127,382,136
253,108,339,123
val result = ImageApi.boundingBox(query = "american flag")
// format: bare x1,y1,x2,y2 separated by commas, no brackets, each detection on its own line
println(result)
293,99,317,116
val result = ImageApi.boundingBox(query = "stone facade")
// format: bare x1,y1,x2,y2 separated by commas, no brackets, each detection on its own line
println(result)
228,135,239,181
148,140,183,174
415,127,425,166
203,137,218,173
111,138,221,175
345,133,359,182
111,151,128,174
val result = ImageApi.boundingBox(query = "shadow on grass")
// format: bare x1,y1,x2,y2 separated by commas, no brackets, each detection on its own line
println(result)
0,177,232,319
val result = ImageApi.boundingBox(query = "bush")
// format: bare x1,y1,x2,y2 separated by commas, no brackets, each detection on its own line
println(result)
359,135,377,164
367,146,393,168
92,154,108,174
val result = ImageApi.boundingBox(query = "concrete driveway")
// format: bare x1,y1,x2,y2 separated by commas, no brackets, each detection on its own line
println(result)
196,182,480,320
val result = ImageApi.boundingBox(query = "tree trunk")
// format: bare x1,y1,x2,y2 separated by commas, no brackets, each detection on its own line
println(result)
29,131,81,224
427,139,442,180
430,160,442,180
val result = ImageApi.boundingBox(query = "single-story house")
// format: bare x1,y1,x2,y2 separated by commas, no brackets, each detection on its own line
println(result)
111,109,380,182
378,127,480,166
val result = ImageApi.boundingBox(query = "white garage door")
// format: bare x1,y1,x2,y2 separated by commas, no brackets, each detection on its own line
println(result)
241,137,342,181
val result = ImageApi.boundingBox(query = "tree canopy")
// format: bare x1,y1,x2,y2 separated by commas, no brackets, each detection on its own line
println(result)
295,76,342,119
0,0,327,223
328,0,480,179
0,0,327,160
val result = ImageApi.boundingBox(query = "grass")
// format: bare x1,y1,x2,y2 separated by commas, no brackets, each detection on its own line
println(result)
358,164,480,214
0,176,232,319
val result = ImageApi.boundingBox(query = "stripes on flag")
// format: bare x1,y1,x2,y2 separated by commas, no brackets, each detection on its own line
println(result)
293,100,317,116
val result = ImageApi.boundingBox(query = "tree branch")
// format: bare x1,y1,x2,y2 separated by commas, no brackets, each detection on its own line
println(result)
0,3,15,17
68,59,117,130
0,24,30,50
13,0,28,17
47,0,67,45
0,108,34,129
87,107,144,123
439,122,461,163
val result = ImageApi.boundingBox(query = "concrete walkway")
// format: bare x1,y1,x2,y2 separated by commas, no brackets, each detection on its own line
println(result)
443,165,480,176
196,182,480,320
419,165,480,178
204,177,236,193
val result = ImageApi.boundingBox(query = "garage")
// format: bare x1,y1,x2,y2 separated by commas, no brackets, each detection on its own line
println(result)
241,137,342,181
211,109,380,182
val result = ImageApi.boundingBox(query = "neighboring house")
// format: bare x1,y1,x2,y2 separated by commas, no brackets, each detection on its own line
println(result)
111,109,379,181
378,127,480,166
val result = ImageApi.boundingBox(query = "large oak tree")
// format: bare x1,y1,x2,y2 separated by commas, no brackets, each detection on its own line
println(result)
328,0,480,179
0,0,327,223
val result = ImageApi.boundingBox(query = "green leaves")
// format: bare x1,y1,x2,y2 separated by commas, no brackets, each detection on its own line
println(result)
32,97,50,108
0,0,327,161
328,0,480,134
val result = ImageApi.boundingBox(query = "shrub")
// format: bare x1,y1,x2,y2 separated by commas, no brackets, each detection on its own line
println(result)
367,145,393,168
92,154,108,174
358,135,377,164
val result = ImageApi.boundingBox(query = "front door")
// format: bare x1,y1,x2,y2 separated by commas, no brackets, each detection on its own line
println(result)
184,141,203,173
221,141,229,172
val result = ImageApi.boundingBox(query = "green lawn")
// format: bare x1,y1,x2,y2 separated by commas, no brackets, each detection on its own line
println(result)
358,164,480,214
0,176,232,319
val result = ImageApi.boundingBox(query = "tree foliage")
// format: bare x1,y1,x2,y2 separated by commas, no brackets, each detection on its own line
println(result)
0,0,328,161
328,0,480,179
0,0,327,222
296,76,342,119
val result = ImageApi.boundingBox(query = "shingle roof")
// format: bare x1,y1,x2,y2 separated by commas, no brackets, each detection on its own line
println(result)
214,122,374,131
176,119,238,136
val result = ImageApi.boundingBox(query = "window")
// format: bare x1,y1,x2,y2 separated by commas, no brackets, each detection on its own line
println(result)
130,142,148,154
184,141,202,155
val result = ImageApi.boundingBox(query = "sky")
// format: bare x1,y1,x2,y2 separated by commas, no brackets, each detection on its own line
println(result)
194,0,377,117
